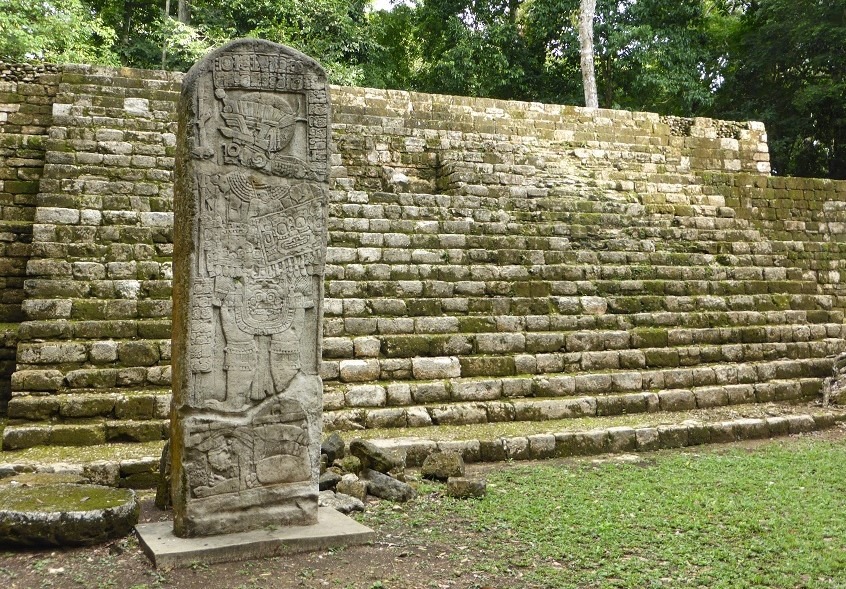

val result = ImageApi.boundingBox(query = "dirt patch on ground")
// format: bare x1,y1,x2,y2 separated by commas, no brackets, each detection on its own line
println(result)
1,427,844,589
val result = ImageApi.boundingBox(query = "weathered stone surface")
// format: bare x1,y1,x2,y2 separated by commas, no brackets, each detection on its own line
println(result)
360,468,415,502
446,477,487,499
335,473,367,502
318,471,341,491
321,431,345,464
170,39,331,538
0,484,139,547
154,441,172,510
317,490,364,514
349,439,402,473
421,451,465,481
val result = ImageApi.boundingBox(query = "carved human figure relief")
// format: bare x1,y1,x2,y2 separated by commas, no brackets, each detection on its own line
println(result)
171,39,329,537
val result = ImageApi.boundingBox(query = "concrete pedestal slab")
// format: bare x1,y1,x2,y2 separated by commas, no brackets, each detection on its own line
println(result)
136,507,374,568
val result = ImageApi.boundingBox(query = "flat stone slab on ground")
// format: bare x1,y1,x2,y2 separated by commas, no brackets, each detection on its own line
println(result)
0,483,138,547
136,507,374,568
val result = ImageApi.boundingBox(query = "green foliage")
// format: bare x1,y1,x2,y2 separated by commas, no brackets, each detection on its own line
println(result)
1,0,843,179
0,0,119,65
521,0,720,113
368,0,543,99
191,0,375,84
715,0,846,179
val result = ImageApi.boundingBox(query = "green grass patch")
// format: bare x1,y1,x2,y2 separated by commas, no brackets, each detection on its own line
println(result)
362,437,846,588
2,440,165,464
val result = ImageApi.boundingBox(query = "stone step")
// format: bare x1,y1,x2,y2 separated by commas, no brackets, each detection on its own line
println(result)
324,309,843,332
21,298,171,321
15,337,169,367
324,215,764,243
324,378,824,432
321,325,845,360
323,255,813,283
320,352,846,392
3,406,840,488
0,439,165,489
345,404,846,466
322,357,829,411
323,293,838,318
6,388,170,421
2,417,169,450
16,318,170,340
15,312,843,345
323,276,822,299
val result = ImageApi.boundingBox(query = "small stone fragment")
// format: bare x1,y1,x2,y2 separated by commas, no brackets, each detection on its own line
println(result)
336,473,367,502
154,440,171,510
321,432,346,464
349,439,402,473
446,477,487,499
421,451,465,482
318,490,365,514
318,471,341,491
360,468,415,502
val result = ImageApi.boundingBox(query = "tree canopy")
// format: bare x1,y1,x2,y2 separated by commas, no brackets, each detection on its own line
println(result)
1,0,843,178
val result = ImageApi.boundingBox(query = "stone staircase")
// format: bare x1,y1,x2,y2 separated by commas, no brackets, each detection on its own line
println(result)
2,65,179,448
318,190,844,436
1,68,845,473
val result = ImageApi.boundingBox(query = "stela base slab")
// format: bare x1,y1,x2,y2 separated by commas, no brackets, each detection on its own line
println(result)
136,507,375,568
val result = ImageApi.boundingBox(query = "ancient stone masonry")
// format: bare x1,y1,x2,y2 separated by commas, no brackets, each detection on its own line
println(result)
170,40,330,537
0,62,844,459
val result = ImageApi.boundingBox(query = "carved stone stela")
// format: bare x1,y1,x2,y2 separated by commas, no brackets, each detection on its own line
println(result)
171,39,329,537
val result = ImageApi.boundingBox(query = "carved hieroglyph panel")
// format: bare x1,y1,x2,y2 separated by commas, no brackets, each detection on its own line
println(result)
171,39,329,538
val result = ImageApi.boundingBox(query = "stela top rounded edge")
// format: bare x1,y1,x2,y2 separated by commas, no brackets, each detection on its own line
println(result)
180,38,328,99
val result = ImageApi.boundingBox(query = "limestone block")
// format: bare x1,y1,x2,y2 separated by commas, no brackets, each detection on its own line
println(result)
90,340,118,364
411,356,460,380
659,389,696,411
503,437,530,461
533,375,575,396
657,424,688,448
412,382,450,403
527,434,556,459
335,475,367,502
406,407,433,428
361,469,415,502
580,296,607,315
11,369,64,391
607,427,637,453
345,385,386,407
574,373,612,395
385,383,412,406
353,337,380,358
475,332,525,354
446,477,487,499
364,408,406,428
34,207,80,225
633,427,659,451
451,379,502,402
339,359,381,383
430,404,487,426
421,452,465,481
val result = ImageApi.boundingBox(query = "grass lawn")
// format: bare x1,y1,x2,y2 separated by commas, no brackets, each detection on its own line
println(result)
360,434,846,588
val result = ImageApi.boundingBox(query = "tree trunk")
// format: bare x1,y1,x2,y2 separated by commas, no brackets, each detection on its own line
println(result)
579,0,598,108
161,0,170,69
178,0,190,24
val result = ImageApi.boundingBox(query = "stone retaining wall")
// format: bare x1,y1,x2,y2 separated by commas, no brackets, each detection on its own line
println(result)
0,63,844,450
